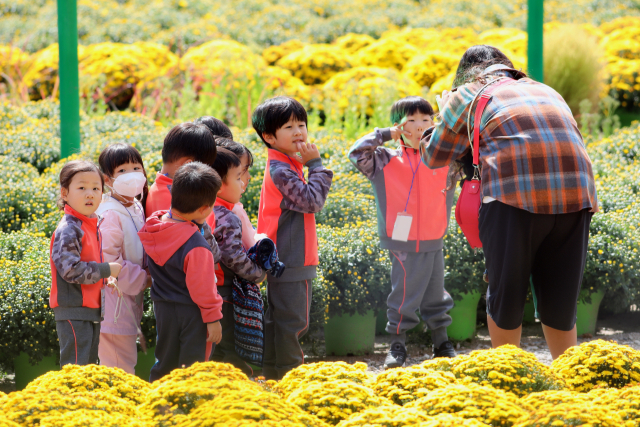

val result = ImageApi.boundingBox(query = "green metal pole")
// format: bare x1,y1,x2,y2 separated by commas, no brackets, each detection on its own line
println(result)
527,0,544,83
57,0,80,158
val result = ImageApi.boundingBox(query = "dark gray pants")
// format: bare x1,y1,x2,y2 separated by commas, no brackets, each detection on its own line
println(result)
263,279,312,380
57,320,100,366
386,250,453,346
210,286,253,376
150,301,213,382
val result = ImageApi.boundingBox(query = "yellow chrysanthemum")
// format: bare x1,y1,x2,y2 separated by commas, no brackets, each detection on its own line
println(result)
374,365,458,405
277,44,352,85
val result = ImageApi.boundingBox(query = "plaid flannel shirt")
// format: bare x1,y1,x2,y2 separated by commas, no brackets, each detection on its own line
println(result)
420,77,598,214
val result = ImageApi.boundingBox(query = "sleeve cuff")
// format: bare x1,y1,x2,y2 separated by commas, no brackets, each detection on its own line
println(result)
98,262,112,279
202,310,223,323
305,157,323,169
378,128,392,143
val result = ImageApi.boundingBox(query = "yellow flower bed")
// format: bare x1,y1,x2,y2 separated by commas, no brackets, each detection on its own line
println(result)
551,339,640,391
0,419,19,427
288,379,391,425
175,389,328,427
406,383,530,426
25,364,150,405
141,362,262,425
181,39,267,85
263,40,306,65
333,34,375,54
22,44,86,99
0,45,31,83
335,405,432,426
417,414,490,427
515,390,623,426
352,38,418,71
322,66,421,114
2,390,141,426
594,384,640,425
452,345,565,397
37,409,155,427
402,51,461,88
277,44,352,85
274,362,373,398
373,365,458,405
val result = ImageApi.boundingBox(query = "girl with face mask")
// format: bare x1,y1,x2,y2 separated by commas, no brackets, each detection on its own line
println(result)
96,143,151,374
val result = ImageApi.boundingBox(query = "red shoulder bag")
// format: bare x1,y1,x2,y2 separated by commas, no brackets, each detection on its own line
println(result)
455,78,516,250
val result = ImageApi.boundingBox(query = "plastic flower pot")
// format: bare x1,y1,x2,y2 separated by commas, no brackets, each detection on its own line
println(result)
13,352,59,390
325,310,375,356
576,290,605,336
447,291,482,341
375,310,388,335
135,347,156,382
523,301,536,325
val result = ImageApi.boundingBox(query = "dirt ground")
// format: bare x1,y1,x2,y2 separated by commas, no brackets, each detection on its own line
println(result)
2,311,639,392
304,310,640,373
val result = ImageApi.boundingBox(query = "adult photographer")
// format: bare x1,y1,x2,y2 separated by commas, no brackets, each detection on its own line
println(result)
419,45,598,359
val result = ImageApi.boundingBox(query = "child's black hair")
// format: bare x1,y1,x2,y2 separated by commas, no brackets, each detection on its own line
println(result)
215,136,254,168
211,147,241,182
57,160,104,210
390,96,434,124
194,116,234,139
251,96,307,148
171,162,221,214
162,122,217,166
98,143,149,215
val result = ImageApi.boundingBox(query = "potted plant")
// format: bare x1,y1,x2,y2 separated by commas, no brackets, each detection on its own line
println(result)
442,216,487,341
580,211,640,336
0,231,59,389
317,223,389,356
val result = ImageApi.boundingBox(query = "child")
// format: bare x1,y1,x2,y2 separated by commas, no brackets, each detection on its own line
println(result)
210,148,267,374
212,137,263,249
50,160,122,366
194,115,234,140
146,122,218,217
348,96,456,368
138,162,223,382
96,144,152,374
252,96,333,380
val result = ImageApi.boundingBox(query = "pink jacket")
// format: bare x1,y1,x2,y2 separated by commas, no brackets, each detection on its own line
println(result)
96,195,148,335
232,202,257,250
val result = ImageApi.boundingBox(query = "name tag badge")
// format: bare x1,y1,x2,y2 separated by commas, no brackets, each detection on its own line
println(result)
391,212,413,242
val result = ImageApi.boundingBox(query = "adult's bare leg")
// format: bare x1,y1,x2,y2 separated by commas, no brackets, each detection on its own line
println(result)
541,323,577,360
487,316,522,348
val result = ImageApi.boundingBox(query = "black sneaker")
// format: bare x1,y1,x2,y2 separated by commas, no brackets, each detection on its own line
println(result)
433,340,457,358
384,342,407,369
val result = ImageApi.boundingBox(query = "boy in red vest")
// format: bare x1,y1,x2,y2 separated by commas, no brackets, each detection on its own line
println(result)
349,96,456,368
252,96,333,380
146,122,218,218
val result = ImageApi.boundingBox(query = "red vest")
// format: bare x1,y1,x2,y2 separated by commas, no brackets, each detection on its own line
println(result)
258,149,318,268
376,147,449,251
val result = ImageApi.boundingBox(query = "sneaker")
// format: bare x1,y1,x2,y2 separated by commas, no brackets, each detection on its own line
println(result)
433,340,457,358
384,342,407,369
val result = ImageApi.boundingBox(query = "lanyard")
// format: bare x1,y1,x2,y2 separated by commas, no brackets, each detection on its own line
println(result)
110,195,142,233
403,148,420,212
168,209,205,236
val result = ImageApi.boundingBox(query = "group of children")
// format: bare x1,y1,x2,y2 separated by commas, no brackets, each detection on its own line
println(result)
49,94,456,382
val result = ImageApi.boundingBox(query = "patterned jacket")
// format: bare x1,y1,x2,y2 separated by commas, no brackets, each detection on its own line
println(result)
257,149,333,282
349,129,454,252
49,204,112,322
214,198,266,287
420,78,598,214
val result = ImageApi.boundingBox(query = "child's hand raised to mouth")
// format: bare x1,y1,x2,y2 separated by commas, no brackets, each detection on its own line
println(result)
296,142,321,165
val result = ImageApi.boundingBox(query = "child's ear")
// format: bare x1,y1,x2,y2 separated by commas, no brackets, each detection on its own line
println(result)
263,133,276,146
60,187,68,201
103,173,113,187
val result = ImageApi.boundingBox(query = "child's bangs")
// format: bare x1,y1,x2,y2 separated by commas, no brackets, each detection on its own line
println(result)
100,144,145,177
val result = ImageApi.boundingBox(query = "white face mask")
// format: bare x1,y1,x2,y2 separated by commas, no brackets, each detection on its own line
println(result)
112,172,146,198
